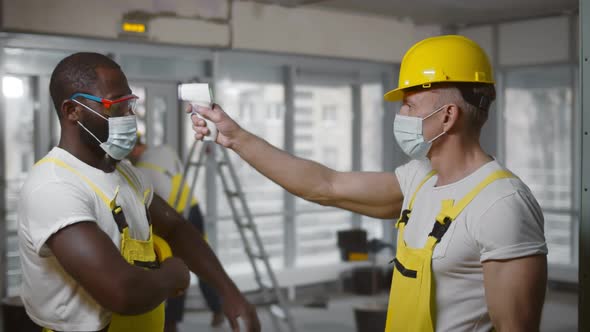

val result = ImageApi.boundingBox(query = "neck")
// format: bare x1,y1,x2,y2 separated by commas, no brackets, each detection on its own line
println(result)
428,134,492,186
58,132,117,173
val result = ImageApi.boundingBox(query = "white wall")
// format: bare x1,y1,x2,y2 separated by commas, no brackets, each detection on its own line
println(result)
2,0,422,63
458,15,573,67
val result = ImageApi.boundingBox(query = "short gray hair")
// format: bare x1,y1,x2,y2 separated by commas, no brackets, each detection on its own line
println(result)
434,83,496,135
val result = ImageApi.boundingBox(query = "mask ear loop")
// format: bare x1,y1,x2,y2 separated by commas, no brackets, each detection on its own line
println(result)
424,104,449,143
72,99,108,145
423,104,447,120
71,99,108,121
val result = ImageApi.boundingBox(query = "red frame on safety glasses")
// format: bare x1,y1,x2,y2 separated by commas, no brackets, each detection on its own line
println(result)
70,92,139,117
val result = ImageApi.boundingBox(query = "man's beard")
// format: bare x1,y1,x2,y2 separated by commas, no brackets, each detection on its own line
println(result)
78,120,108,156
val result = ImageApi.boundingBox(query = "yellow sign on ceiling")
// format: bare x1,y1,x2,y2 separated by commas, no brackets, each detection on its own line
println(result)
122,22,146,34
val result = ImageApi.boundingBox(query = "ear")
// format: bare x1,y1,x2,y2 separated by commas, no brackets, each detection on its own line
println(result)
441,104,460,133
61,100,81,122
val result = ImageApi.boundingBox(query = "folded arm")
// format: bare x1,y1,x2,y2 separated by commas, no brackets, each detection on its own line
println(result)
47,221,188,315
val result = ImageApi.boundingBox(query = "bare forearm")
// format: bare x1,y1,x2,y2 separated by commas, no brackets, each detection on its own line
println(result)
167,221,239,297
231,129,335,202
115,267,179,315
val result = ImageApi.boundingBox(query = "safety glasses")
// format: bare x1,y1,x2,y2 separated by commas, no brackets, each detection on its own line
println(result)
70,92,139,117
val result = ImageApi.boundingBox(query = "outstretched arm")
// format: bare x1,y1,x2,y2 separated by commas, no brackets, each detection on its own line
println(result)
190,104,403,219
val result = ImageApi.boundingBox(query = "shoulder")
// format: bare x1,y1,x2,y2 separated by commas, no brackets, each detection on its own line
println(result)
25,150,94,196
394,159,433,196
474,161,539,212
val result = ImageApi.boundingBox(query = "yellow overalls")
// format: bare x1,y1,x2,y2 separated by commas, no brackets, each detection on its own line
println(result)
37,157,173,332
385,169,515,332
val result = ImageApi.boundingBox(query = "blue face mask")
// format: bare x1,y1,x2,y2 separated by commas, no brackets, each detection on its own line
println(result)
73,99,138,160
393,105,447,159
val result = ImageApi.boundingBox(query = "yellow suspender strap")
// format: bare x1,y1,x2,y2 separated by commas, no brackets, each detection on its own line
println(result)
396,170,437,228
36,157,115,209
408,170,437,210
435,170,515,223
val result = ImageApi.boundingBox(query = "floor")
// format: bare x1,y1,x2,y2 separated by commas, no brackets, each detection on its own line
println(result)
178,286,578,332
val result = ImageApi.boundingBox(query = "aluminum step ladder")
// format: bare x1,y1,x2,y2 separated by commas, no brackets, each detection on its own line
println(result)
176,140,297,332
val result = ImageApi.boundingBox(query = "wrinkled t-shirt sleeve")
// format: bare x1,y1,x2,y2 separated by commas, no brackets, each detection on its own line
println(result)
22,181,96,256
474,190,548,262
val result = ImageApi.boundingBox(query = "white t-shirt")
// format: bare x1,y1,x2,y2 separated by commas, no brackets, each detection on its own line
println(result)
18,147,153,331
135,145,183,202
395,158,547,332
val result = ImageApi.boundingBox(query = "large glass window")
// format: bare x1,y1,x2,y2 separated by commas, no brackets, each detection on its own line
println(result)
3,75,36,296
294,84,353,266
215,80,286,273
504,65,575,265
361,83,385,240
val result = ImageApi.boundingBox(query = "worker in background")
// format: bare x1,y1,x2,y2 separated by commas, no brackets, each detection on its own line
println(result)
189,35,547,331
17,52,260,332
128,136,225,330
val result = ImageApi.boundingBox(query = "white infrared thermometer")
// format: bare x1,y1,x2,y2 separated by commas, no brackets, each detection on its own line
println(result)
179,83,218,142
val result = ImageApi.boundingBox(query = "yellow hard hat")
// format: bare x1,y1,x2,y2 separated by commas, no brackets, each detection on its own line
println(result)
384,35,494,102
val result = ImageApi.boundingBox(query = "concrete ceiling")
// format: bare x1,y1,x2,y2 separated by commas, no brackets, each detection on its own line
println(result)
308,0,578,26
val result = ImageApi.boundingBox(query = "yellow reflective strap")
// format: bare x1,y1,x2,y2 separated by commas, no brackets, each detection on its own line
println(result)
137,161,199,211
168,174,193,213
136,161,168,175
36,157,112,207
408,170,437,210
440,170,515,222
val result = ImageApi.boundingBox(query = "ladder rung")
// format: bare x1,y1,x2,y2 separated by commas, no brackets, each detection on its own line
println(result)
270,304,287,320
259,280,273,290
237,222,253,229
225,190,239,197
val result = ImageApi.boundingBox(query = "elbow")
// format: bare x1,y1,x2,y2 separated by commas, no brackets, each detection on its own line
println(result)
99,273,147,315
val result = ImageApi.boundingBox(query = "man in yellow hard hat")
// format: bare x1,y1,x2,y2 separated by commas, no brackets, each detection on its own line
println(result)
188,35,548,331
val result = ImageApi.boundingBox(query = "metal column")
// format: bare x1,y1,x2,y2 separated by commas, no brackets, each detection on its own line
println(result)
351,82,362,229
580,0,590,330
283,65,296,268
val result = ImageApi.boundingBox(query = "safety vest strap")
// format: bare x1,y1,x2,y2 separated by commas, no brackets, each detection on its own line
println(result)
396,170,437,228
36,157,114,209
136,161,173,178
428,170,515,243
37,157,147,210
435,170,514,222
